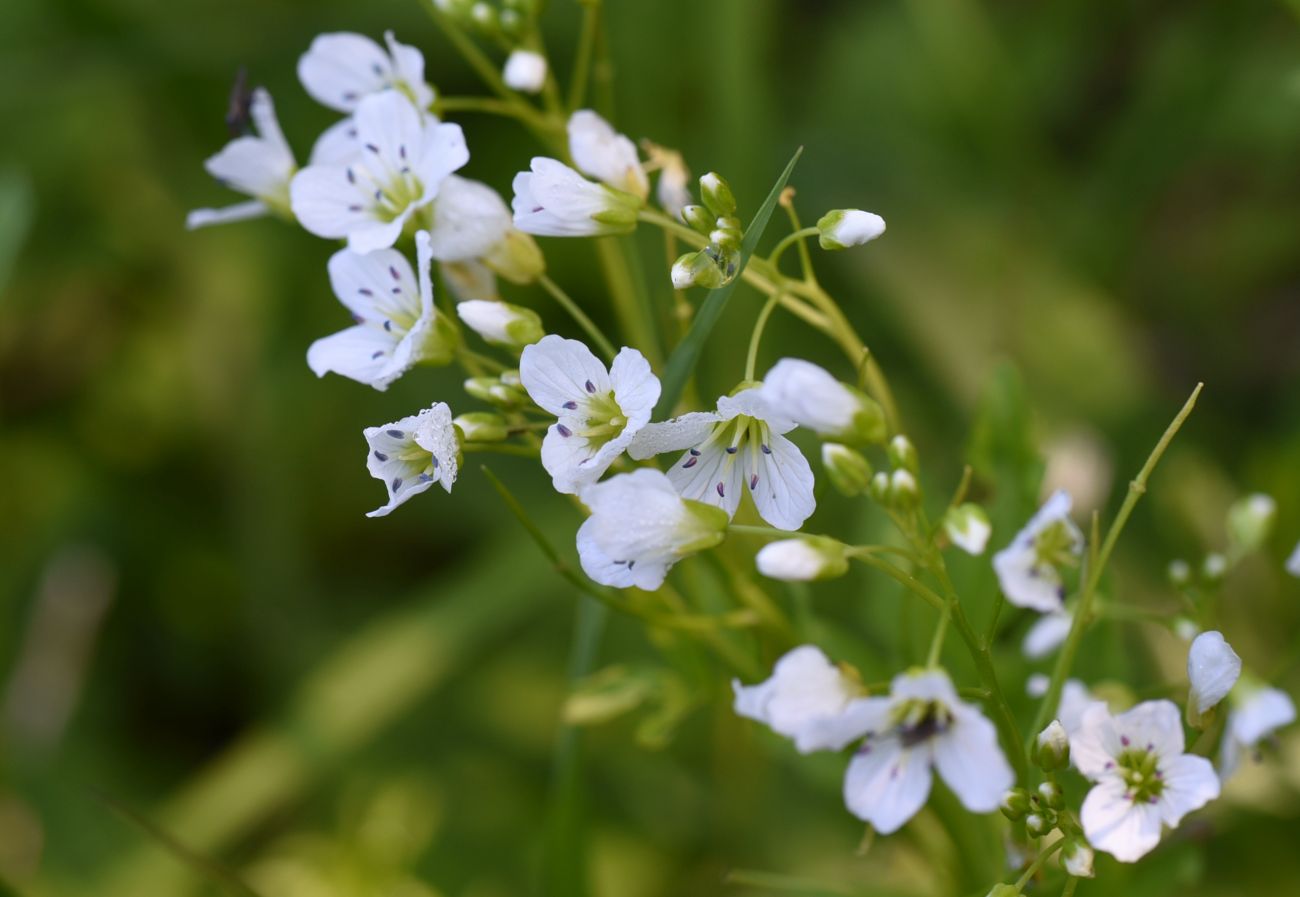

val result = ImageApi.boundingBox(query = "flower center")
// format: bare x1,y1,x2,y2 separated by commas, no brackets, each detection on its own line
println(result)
1034,520,1080,569
891,699,953,748
1115,744,1164,804
574,390,627,446
348,149,424,222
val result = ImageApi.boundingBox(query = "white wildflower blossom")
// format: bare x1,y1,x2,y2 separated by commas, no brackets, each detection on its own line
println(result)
363,403,458,517
759,358,886,445
567,109,649,199
187,89,295,229
519,335,660,494
502,49,548,94
816,209,886,250
298,31,434,113
1071,700,1220,863
307,231,455,389
511,157,642,237
1023,609,1073,660
755,536,848,582
1186,630,1241,725
576,468,728,590
732,645,865,753
993,490,1084,612
1027,675,1093,735
629,388,815,531
291,91,468,253
427,175,544,283
1219,679,1297,779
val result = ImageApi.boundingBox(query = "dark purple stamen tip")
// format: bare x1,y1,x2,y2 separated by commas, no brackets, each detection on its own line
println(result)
750,474,758,489
725,446,737,454
716,482,726,498
563,401,578,410
386,429,404,439
682,456,698,469
761,444,771,454
392,477,403,490
557,424,572,437
373,451,388,462
585,380,596,393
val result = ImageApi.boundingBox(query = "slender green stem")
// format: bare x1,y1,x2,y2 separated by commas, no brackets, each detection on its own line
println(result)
744,289,784,380
728,523,790,540
848,553,945,612
781,199,818,286
568,0,602,112
537,274,618,360
458,346,508,373
1061,877,1079,897
1014,838,1067,891
594,238,660,366
1030,383,1204,745
925,604,951,668
767,227,819,273
433,95,550,130
463,442,540,457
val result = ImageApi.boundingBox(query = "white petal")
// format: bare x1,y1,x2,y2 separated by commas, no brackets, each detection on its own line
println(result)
577,517,657,589
383,30,436,109
415,121,470,203
354,90,427,178
503,49,547,94
1156,753,1219,826
1080,778,1163,863
540,425,602,495
442,260,499,302
307,325,400,387
932,704,1015,812
426,175,511,261
326,246,420,323
411,402,458,492
298,32,392,113
290,164,379,242
668,442,744,518
205,135,293,202
608,347,661,426
581,468,708,571
512,159,620,237
745,431,815,531
731,645,862,748
1023,610,1073,660
519,334,612,415
717,387,795,433
567,109,648,198
759,358,861,436
793,697,892,754
1070,701,1123,779
843,737,933,835
1231,686,1296,746
1058,680,1095,734
186,200,269,230
1187,630,1242,715
889,668,962,705
993,544,1067,612
1113,700,1185,759
309,117,361,165
628,412,722,460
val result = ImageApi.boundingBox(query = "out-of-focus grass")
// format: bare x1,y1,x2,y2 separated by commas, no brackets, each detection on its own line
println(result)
2,1,1300,896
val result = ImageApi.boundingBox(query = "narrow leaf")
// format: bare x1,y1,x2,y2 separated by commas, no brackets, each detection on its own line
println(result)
654,147,803,417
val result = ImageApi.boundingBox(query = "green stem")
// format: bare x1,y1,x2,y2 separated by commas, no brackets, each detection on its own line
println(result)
594,237,660,366
1030,383,1204,745
744,289,784,380
728,523,791,540
925,604,951,668
537,274,618,360
1014,838,1067,891
433,95,549,130
462,442,540,457
848,553,945,612
568,0,602,112
767,227,819,273
781,199,818,286
1061,877,1079,897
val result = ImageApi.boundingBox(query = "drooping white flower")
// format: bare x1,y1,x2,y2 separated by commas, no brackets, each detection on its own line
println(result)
1026,675,1093,735
816,209,886,250
755,536,848,582
835,669,1014,834
426,175,545,283
456,300,543,349
519,335,660,494
1071,700,1220,863
759,358,886,445
307,231,455,389
502,49,547,94
511,157,641,237
733,645,866,753
1023,609,1073,660
363,403,458,517
576,468,728,590
567,109,649,199
290,91,468,253
944,503,992,555
188,88,296,229
992,491,1084,612
298,31,434,113
1288,541,1300,577
1186,630,1241,725
1219,680,1296,779
629,389,816,531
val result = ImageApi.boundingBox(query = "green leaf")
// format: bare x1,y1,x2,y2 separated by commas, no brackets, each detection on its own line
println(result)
0,168,34,301
653,147,803,417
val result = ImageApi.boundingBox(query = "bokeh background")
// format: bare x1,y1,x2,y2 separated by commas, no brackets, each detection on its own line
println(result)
3,0,1300,895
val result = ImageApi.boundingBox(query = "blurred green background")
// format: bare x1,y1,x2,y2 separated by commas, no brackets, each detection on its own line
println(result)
3,0,1300,895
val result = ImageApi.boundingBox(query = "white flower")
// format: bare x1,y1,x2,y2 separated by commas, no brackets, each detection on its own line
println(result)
1023,609,1073,660
1219,681,1296,779
1288,541,1300,577
1071,700,1220,862
511,157,641,237
992,490,1084,612
427,175,545,283
1026,675,1093,735
309,117,362,166
759,358,886,445
567,110,649,199
816,209,886,250
502,49,547,94
644,142,691,217
519,335,660,494
298,31,434,113
944,503,991,555
363,403,458,517
733,645,865,753
290,91,468,253
629,389,816,531
456,300,543,349
307,231,456,389
836,669,1014,834
576,468,728,590
755,537,848,582
1186,630,1241,724
1062,840,1095,878
187,88,296,229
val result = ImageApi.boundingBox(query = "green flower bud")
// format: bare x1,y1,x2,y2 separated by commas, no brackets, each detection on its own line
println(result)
681,203,713,235
464,376,527,408
453,412,509,443
756,536,850,582
485,229,545,284
1034,720,1071,771
470,2,498,31
822,443,873,496
850,396,888,445
699,172,736,218
1036,780,1064,810
1000,788,1030,821
816,209,886,250
887,434,918,473
869,471,891,503
943,503,992,556
1227,492,1276,555
1061,839,1095,878
1167,558,1191,587
1024,812,1053,838
456,300,544,349
671,250,724,290
889,469,919,507
1203,552,1227,582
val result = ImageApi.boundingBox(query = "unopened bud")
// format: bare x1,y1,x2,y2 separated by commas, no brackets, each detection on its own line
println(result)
470,2,497,30
1167,558,1191,587
486,229,545,283
1227,492,1276,555
755,536,850,582
1036,780,1064,810
1034,720,1070,771
502,49,546,93
817,209,886,250
456,300,544,349
889,469,919,507
454,412,509,443
1024,812,1052,838
1000,788,1029,821
869,471,891,503
822,443,873,496
1202,552,1227,581
944,503,991,556
887,434,918,473
699,172,736,218
671,250,723,290
681,203,713,235
464,376,526,408
1061,840,1095,878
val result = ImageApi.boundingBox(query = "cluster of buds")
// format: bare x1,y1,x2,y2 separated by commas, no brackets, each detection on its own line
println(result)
436,0,541,41
868,434,920,510
1000,780,1063,838
671,173,743,290
464,369,527,408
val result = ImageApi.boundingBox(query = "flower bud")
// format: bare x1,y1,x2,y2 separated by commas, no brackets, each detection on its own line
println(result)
1187,630,1241,728
1202,552,1227,581
1167,558,1191,587
1000,788,1029,821
681,203,713,235
822,443,873,496
470,2,497,30
485,229,545,284
1061,839,1095,878
887,434,918,473
502,49,547,93
671,250,723,290
1036,780,1064,810
699,172,736,218
1024,812,1052,838
453,412,509,443
869,471,891,503
1034,720,1070,771
943,503,992,556
889,468,919,507
986,886,1021,897
1227,492,1276,555
456,300,544,349
816,209,886,250
464,376,527,408
1173,616,1200,642
755,536,850,582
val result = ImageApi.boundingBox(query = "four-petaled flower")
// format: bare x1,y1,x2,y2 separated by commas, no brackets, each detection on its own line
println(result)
1071,700,1220,862
188,88,296,230
298,31,435,113
733,645,865,753
576,468,729,590
993,490,1084,612
307,231,456,389
363,402,459,517
630,389,816,531
519,335,660,495
291,91,468,253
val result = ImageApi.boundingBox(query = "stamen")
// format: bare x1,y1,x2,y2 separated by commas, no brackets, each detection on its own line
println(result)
365,142,380,153
585,380,596,393
689,448,701,456
392,477,403,491
563,401,578,409
682,456,698,469
761,444,772,454
371,350,384,359
716,482,726,498
386,429,404,438
725,446,737,454
750,474,758,489
373,451,388,462
389,265,401,280
557,424,572,437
